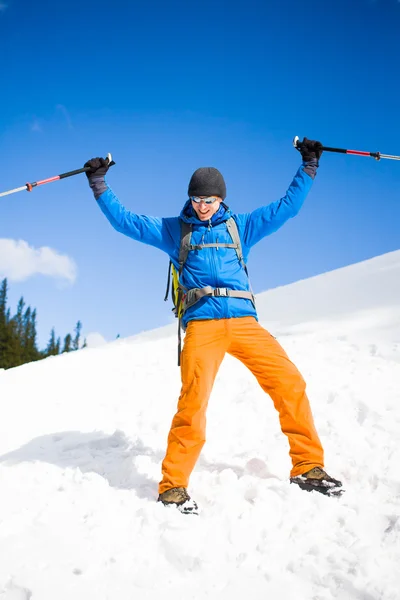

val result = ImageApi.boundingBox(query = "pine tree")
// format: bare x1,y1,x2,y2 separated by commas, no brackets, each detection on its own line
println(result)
46,328,59,357
0,279,7,323
31,309,41,362
62,333,72,353
7,318,23,367
0,279,8,366
73,320,82,351
9,297,26,366
21,305,31,362
0,280,21,368
15,297,25,340
0,278,84,368
22,307,40,363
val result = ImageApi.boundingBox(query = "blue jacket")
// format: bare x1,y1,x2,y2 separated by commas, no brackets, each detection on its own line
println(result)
96,164,315,327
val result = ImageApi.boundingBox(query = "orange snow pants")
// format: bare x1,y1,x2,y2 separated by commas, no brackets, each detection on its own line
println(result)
159,317,324,494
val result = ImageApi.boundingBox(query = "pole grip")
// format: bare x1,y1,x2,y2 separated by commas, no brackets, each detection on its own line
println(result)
0,153,115,198
293,136,383,159
293,136,301,149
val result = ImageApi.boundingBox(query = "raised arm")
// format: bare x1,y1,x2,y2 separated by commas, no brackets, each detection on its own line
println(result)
84,157,177,255
238,139,323,249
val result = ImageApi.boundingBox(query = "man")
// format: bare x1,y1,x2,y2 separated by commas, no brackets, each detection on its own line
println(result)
84,138,342,515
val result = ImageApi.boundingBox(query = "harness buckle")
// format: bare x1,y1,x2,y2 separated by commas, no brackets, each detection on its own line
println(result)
213,288,229,297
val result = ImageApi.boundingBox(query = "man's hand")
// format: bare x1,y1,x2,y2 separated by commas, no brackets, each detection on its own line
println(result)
84,156,115,199
297,138,323,162
84,157,111,179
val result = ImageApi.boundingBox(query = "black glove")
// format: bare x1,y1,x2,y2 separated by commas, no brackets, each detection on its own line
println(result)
84,157,111,179
297,137,323,162
84,156,115,199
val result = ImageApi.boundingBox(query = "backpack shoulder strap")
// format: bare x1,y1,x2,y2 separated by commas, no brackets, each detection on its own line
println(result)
164,221,192,303
178,221,193,271
226,217,247,273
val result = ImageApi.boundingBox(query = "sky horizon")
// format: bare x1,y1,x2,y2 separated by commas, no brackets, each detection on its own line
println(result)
1,0,400,349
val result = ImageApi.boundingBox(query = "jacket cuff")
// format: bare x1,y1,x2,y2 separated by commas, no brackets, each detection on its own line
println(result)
88,176,107,200
302,158,319,180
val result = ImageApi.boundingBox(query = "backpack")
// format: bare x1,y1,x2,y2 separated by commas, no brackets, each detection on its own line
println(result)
164,216,255,365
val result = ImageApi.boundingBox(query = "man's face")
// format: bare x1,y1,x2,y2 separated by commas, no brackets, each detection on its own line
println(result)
190,196,222,221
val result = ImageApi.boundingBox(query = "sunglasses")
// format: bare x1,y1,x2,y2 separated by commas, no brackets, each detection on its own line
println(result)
190,196,219,205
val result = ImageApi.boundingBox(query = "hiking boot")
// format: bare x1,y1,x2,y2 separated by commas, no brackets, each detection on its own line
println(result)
157,487,199,515
290,466,344,497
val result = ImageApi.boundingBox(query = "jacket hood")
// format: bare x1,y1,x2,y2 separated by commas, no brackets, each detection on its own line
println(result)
179,199,232,226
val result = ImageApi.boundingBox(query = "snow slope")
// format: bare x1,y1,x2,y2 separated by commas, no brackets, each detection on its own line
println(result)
0,250,399,600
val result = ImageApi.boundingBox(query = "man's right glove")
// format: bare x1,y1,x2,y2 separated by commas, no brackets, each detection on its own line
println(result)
297,137,323,162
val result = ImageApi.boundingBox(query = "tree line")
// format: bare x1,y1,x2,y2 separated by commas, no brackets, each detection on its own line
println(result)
0,278,86,370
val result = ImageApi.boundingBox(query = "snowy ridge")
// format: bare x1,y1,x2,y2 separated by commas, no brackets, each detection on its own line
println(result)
0,251,399,600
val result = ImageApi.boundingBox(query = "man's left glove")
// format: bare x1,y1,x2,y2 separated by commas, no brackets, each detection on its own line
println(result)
297,137,323,162
84,157,114,199
84,157,111,179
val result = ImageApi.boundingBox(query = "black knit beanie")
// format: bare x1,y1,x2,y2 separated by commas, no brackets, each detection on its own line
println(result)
188,167,226,200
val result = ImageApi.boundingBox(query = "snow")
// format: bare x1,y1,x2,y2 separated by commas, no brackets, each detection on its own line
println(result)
0,250,400,600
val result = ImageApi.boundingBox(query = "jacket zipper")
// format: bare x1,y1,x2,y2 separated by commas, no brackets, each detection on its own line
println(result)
207,219,219,288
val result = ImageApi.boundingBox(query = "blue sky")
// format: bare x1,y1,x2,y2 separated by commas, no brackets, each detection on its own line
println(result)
1,0,400,349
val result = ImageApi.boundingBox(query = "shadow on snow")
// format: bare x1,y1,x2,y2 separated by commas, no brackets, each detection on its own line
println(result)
0,430,253,500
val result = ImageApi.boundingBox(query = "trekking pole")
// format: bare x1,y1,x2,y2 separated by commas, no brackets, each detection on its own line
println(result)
0,153,115,198
293,136,400,161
